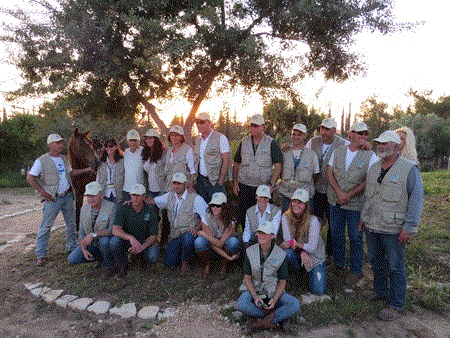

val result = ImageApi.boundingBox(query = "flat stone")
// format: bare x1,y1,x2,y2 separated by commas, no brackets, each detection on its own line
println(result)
24,282,42,291
301,292,318,305
109,303,137,318
319,295,332,302
344,288,354,293
87,301,111,315
68,297,93,311
137,306,160,320
157,307,178,320
30,286,50,297
55,295,78,308
41,289,64,303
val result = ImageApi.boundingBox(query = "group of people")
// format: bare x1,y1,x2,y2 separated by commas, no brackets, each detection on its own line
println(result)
27,112,423,331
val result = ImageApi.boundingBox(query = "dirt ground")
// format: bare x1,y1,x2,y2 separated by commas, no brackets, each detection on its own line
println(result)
1,187,450,338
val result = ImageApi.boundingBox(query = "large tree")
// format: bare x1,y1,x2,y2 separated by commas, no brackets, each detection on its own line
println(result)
357,95,392,139
3,0,408,137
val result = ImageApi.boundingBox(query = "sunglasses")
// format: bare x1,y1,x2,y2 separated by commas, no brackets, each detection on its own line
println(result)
250,123,260,128
195,120,207,125
210,204,222,208
355,131,368,136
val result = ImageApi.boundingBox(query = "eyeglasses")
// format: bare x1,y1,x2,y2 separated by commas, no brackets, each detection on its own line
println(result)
250,123,260,128
210,204,222,208
195,120,207,125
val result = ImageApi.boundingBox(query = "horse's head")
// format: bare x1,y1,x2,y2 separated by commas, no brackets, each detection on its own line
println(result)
68,128,99,170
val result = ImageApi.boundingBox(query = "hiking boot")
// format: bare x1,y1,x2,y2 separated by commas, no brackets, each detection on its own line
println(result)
362,290,385,302
36,257,48,266
378,307,404,321
345,273,363,285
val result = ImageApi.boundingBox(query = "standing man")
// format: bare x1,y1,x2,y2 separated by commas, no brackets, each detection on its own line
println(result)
193,112,231,203
360,130,423,321
326,122,377,284
68,181,116,278
122,129,144,202
233,114,283,228
306,117,348,260
27,133,94,266
109,184,160,277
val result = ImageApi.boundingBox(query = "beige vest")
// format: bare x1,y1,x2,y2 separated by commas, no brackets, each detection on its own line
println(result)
167,192,200,238
79,199,116,236
239,244,286,298
279,147,316,199
37,153,74,198
194,131,230,185
165,143,191,192
145,156,166,193
96,159,124,202
310,135,346,194
238,134,273,187
362,157,414,234
246,204,280,235
205,212,225,238
327,145,374,211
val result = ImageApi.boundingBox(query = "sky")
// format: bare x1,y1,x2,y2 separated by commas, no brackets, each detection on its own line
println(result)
0,0,449,124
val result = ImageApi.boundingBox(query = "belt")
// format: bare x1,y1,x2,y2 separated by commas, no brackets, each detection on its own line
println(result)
56,189,71,198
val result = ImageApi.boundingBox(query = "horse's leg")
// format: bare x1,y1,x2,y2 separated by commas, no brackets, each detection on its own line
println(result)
75,189,84,232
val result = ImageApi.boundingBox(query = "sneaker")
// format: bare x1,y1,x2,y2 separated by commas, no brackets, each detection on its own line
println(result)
36,257,48,266
362,290,384,301
345,273,363,285
378,307,404,321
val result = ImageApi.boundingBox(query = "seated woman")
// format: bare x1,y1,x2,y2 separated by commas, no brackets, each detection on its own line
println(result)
194,192,241,277
280,188,326,295
237,221,300,334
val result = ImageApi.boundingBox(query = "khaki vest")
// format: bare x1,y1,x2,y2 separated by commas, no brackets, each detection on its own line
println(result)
205,212,225,238
279,147,316,199
238,134,273,187
194,131,230,185
246,204,280,235
96,159,125,202
145,156,166,193
310,135,346,194
79,199,116,236
327,145,374,211
362,157,414,234
165,143,192,192
239,244,286,298
167,192,200,238
37,153,74,198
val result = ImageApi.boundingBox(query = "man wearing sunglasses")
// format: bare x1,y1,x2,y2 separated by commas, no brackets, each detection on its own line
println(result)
193,112,231,203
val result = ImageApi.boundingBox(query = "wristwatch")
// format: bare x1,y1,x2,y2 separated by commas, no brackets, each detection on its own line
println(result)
91,233,98,239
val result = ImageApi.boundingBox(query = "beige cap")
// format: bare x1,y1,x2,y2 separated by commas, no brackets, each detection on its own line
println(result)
256,185,271,199
350,121,368,132
292,123,307,134
209,192,227,205
249,114,265,126
169,125,184,136
127,129,140,140
47,134,64,144
130,184,146,195
84,181,103,196
196,112,211,121
373,130,401,144
144,128,159,138
172,172,187,183
291,188,309,203
320,118,337,129
256,221,276,235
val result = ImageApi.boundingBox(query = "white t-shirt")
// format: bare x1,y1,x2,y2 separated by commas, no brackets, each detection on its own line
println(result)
328,147,378,173
242,204,281,242
123,147,144,192
198,131,230,176
29,156,72,194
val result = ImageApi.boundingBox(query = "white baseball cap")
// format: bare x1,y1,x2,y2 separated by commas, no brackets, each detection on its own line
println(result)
256,185,271,199
209,192,227,205
84,181,103,196
291,188,309,203
373,130,401,144
196,112,211,121
127,129,140,140
249,114,265,126
144,128,160,138
47,134,64,144
256,221,276,235
292,123,307,134
319,118,337,129
350,121,368,133
169,125,184,136
130,184,146,195
172,172,187,183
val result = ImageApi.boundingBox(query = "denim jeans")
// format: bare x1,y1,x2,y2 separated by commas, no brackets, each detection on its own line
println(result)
109,236,160,267
285,249,327,295
35,193,77,259
164,232,196,267
68,236,113,268
311,192,332,256
194,235,241,255
329,204,363,274
195,174,226,204
237,291,301,324
366,230,406,310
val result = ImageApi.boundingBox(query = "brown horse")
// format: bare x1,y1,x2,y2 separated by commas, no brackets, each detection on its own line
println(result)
67,128,102,230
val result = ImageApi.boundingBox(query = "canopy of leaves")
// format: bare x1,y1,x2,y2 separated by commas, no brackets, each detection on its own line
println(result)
357,95,391,139
409,90,450,119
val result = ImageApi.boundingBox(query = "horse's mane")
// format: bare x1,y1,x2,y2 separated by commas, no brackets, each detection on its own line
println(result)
67,128,94,169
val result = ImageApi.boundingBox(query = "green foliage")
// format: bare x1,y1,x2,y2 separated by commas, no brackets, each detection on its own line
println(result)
409,90,450,119
357,96,391,139
0,171,29,188
421,170,450,196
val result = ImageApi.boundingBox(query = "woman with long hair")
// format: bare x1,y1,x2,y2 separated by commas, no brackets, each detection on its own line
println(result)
96,138,124,203
195,192,241,277
142,129,166,197
395,126,419,165
280,188,326,295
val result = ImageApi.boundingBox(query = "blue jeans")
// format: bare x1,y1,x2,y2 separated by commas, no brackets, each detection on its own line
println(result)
237,291,301,324
164,232,196,267
366,230,406,310
194,236,241,255
109,236,160,267
311,192,332,256
285,249,327,295
195,174,226,204
67,236,113,268
329,204,363,274
35,193,77,259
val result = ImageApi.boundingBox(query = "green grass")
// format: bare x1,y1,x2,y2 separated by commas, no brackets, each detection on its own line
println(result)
421,169,450,195
0,171,28,188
